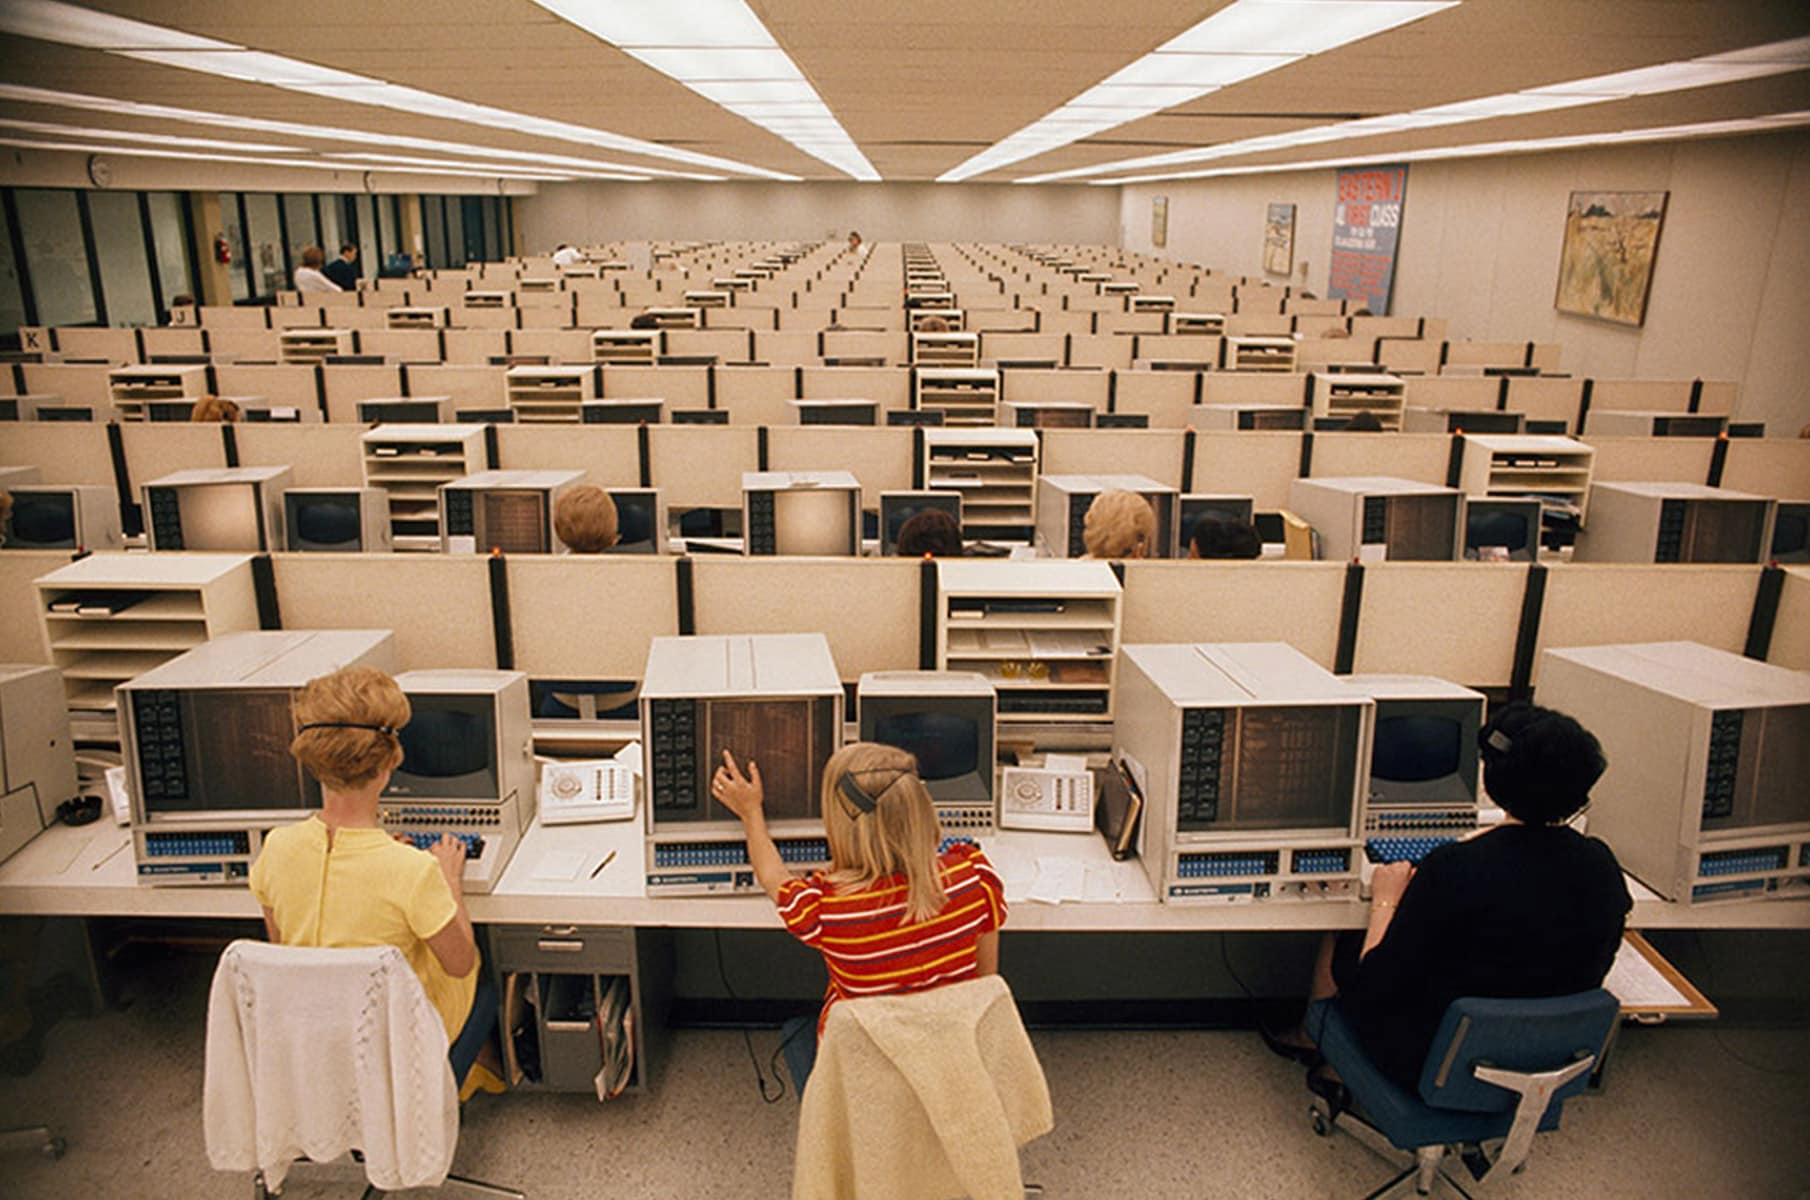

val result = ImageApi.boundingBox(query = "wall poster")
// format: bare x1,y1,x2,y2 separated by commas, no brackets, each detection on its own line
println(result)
1263,203,1296,275
1553,190,1669,326
1327,165,1407,315
1152,196,1168,248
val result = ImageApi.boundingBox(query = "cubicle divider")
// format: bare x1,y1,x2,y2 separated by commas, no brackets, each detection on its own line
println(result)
118,423,229,498
1767,568,1810,672
1585,436,1717,484
1308,431,1452,487
765,427,914,509
1119,561,1347,670
0,550,76,663
493,426,642,487
269,553,500,672
506,556,680,681
232,424,369,488
1530,564,1763,686
1187,431,1302,508
689,556,921,680
1719,439,1810,497
1349,562,1530,686
1041,429,1188,487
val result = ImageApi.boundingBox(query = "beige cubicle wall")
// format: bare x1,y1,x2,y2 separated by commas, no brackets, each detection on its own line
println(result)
689,556,920,680
997,367,1109,411
766,427,914,509
607,364,711,408
507,556,680,680
800,366,910,408
1118,561,1347,671
234,424,369,488
0,550,68,664
493,426,641,487
1350,563,1529,687
1504,377,1585,429
1401,375,1498,413
1309,431,1451,487
1767,568,1810,672
1581,436,1716,484
646,425,759,509
715,366,796,425
1040,429,1188,488
120,423,228,495
322,365,408,422
0,423,117,487
212,365,321,415
19,364,113,413
1589,379,1735,415
1188,432,1302,509
1530,564,1762,685
270,553,498,671
407,365,508,410
1718,439,1810,498
1113,370,1197,427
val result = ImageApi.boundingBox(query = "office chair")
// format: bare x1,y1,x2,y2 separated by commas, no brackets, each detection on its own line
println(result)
793,975,1051,1200
1306,989,1618,1199
204,940,521,1199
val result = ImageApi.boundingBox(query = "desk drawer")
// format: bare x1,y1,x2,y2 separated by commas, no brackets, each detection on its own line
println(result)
491,924,634,974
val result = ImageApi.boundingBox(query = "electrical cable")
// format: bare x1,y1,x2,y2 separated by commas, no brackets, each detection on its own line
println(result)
712,929,786,1103
1691,930,1810,1079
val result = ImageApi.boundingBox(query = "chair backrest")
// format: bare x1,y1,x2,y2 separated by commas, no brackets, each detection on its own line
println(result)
1417,989,1618,1113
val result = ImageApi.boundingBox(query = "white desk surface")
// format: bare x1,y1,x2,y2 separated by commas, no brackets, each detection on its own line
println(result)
2,818,1806,934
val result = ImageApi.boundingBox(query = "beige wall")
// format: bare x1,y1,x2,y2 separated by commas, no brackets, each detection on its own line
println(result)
1119,131,1810,434
517,180,1120,247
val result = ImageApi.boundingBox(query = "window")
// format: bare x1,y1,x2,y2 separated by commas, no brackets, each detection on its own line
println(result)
14,189,96,325
88,191,156,327
483,197,502,262
354,195,380,278
146,192,194,310
318,196,344,270
444,196,466,268
282,194,317,268
378,195,401,271
422,196,447,270
0,194,28,329
218,192,250,301
244,193,284,296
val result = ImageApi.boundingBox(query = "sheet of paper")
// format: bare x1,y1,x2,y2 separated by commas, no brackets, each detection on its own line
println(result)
1605,938,1691,1010
1026,856,1087,906
1042,753,1090,775
1081,863,1120,903
105,765,132,826
612,740,644,777
531,850,588,882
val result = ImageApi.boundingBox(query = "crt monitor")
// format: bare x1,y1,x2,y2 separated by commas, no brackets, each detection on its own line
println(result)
1463,498,1541,562
146,474,287,553
1769,502,1808,564
858,673,995,819
1179,495,1256,555
478,490,551,555
284,488,388,552
775,488,855,555
1368,700,1481,806
647,696,837,826
2,486,119,551
605,488,666,555
385,693,499,800
130,687,319,817
1172,706,1363,833
359,400,443,423
880,491,962,556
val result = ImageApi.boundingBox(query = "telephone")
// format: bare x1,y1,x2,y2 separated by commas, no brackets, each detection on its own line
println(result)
539,760,637,825
998,765,1095,832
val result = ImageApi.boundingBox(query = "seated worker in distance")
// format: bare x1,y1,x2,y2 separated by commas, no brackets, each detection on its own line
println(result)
896,509,964,558
916,316,951,333
1190,516,1263,560
554,485,620,553
189,396,242,423
1082,489,1157,559
1342,410,1385,432
251,667,504,1099
629,312,661,330
711,742,1006,1092
1267,704,1630,1107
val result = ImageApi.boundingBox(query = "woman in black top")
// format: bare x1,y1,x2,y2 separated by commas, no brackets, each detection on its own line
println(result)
1279,704,1632,1091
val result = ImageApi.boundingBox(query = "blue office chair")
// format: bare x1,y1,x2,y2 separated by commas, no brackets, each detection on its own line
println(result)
1306,989,1618,1199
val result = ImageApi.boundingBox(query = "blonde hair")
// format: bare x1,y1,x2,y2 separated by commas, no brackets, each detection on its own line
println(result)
917,316,950,333
1083,489,1157,559
554,485,619,553
289,667,410,790
190,396,241,423
820,743,948,924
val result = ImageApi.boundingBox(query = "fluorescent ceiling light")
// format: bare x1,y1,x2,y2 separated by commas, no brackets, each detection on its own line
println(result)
528,0,880,181
939,0,1459,182
1023,32,1810,183
1100,110,1810,184
0,135,573,180
0,116,300,153
0,0,796,179
326,151,648,181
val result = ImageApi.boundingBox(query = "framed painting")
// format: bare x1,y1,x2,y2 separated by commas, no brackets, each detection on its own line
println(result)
1554,190,1668,326
1152,196,1168,248
1263,203,1295,275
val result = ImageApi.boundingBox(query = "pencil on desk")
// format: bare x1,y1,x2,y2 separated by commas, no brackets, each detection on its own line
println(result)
590,849,618,880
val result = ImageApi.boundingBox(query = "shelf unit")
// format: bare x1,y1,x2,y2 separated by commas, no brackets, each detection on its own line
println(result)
34,553,260,728
1457,434,1598,523
908,308,965,332
279,329,356,365
921,427,1039,541
591,330,662,365
682,290,732,309
1100,281,1140,296
911,332,980,367
108,366,208,422
643,307,703,330
463,291,513,309
1223,335,1297,372
1130,295,1175,313
518,277,561,294
361,424,488,551
506,366,598,424
1307,372,1407,430
1167,312,1225,335
914,367,1000,426
936,559,1123,725
386,307,449,330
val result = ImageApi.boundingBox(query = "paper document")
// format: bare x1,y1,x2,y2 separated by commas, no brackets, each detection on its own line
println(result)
1605,937,1690,1010
1042,753,1090,775
105,765,132,826
531,850,588,881
1026,856,1087,905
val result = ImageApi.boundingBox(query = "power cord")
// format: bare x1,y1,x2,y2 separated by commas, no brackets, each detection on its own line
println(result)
1691,930,1810,1079
712,929,787,1103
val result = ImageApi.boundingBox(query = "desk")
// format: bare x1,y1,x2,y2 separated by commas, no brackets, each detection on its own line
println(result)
3,818,1807,934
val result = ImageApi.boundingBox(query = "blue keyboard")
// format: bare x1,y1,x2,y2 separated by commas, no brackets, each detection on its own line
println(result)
401,831,486,856
939,836,977,854
1365,836,1456,865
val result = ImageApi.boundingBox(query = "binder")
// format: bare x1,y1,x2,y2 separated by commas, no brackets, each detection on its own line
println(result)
1095,761,1143,861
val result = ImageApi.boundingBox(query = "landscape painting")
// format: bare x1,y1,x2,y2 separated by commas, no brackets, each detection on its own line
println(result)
1263,203,1295,275
1554,190,1668,326
1152,196,1168,248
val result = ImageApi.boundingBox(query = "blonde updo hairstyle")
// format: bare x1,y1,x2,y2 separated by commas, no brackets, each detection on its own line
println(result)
820,742,949,923
289,667,411,791
1083,488,1157,559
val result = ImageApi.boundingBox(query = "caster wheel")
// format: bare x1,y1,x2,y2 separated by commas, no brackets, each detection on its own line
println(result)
1311,1108,1332,1137
43,1136,66,1160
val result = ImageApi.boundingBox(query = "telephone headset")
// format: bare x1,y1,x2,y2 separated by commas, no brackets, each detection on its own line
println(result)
1477,702,1605,822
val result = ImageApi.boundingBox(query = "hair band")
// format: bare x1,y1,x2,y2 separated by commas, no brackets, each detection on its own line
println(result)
1487,730,1513,753
298,721,398,737
837,773,879,815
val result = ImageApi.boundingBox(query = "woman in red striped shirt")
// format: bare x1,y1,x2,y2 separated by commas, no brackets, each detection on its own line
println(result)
711,741,1007,1092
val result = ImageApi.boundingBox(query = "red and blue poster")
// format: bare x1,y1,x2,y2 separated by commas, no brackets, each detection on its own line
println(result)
1328,164,1407,315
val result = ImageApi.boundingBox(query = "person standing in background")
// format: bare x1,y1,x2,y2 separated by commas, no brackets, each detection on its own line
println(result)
322,244,360,291
293,247,341,294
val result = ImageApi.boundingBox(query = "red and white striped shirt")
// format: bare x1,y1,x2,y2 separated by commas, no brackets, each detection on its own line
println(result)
776,842,1007,1037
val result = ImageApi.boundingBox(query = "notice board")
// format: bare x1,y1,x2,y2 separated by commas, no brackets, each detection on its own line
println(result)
1328,164,1408,315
